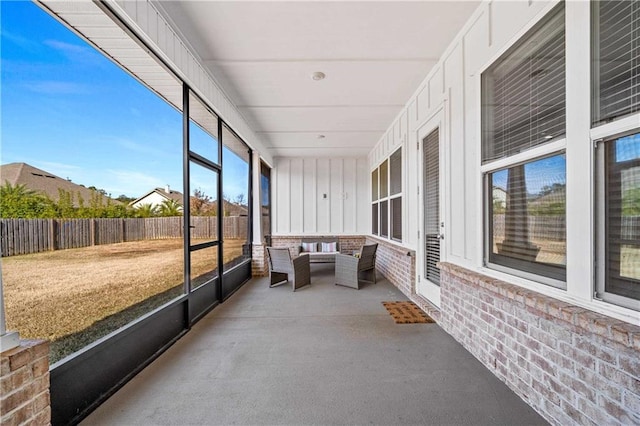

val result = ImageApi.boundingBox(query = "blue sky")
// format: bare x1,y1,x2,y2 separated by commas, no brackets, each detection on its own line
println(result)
491,154,566,196
1,1,248,201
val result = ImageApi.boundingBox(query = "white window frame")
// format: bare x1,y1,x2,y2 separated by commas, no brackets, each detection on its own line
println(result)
593,118,640,312
370,147,403,243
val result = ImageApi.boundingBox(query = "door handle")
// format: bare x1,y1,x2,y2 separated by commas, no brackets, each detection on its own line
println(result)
437,233,444,240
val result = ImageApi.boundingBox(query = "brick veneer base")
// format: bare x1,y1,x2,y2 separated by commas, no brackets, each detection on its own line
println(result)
251,243,268,277
269,235,366,257
1,340,51,426
439,262,640,426
365,236,441,321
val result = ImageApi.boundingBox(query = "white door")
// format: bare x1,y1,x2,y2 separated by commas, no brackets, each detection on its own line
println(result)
417,118,445,307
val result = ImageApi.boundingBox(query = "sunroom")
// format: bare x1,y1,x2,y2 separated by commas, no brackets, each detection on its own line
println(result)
1,1,638,425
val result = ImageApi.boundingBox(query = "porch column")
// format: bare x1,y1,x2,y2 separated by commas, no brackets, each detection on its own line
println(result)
251,152,268,276
252,151,263,245
497,165,539,261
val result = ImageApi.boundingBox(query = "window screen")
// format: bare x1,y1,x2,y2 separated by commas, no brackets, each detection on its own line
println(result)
390,148,402,195
380,160,389,198
592,1,640,126
372,203,379,235
380,200,388,238
371,169,379,201
604,132,640,300
391,197,402,241
481,3,565,163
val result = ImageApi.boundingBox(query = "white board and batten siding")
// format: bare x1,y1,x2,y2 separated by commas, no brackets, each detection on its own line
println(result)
370,0,560,269
274,158,369,236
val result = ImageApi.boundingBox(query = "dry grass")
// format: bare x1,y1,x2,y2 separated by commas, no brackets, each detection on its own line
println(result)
2,238,246,363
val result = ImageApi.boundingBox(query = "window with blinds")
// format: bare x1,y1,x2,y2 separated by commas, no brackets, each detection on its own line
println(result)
424,129,440,285
592,0,640,126
390,149,402,195
372,203,378,235
481,3,565,164
380,160,388,198
603,133,640,302
371,169,379,201
380,200,388,238
488,154,566,283
371,148,402,241
390,148,402,241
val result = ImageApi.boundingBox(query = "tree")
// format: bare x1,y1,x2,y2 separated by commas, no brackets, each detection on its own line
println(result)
134,203,158,218
0,182,56,218
191,188,215,216
623,187,640,216
234,193,246,206
158,199,182,217
116,194,136,204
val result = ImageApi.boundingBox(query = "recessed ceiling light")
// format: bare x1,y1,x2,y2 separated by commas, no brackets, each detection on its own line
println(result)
311,72,326,81
317,134,326,139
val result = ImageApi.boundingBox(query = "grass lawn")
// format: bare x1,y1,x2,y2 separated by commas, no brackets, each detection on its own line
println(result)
2,238,246,363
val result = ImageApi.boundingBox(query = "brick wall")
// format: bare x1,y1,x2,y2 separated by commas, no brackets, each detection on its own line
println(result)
439,262,640,426
1,340,50,426
269,235,366,256
251,243,268,277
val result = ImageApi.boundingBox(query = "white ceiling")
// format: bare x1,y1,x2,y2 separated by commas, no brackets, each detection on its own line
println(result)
157,1,481,158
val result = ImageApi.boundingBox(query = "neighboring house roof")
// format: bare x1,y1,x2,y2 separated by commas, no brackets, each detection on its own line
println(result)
130,186,184,209
0,162,119,207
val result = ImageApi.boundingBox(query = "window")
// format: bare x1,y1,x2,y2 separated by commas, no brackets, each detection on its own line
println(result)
482,3,566,286
222,125,251,272
482,3,565,163
260,162,272,243
593,2,640,311
592,0,640,126
371,168,379,235
597,133,640,309
371,148,402,241
487,155,567,283
0,1,184,363
390,148,402,241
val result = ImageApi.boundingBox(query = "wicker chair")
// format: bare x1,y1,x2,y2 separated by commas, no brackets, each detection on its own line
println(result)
335,243,378,289
266,247,311,291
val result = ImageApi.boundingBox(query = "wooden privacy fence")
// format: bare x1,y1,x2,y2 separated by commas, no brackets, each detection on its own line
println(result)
0,216,249,257
493,215,640,242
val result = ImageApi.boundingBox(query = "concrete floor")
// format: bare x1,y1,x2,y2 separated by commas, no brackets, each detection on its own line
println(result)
82,264,546,426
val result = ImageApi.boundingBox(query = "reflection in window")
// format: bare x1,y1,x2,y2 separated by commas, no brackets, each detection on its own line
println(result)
489,154,566,282
605,133,640,300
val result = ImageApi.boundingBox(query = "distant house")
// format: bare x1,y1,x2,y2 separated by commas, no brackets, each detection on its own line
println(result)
0,162,118,207
492,186,507,210
130,185,184,211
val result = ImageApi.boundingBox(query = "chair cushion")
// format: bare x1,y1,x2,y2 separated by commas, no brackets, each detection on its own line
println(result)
320,242,337,252
301,242,318,252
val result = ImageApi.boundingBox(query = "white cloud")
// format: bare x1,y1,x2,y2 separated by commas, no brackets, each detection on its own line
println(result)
103,169,165,198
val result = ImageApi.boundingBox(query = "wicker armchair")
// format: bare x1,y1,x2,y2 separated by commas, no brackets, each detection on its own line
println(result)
335,243,378,289
267,247,311,291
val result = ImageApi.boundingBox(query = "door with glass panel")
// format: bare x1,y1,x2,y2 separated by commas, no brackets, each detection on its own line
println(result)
417,121,444,306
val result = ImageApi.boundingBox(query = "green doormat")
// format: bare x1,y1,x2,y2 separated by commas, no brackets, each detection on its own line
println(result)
382,301,435,324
